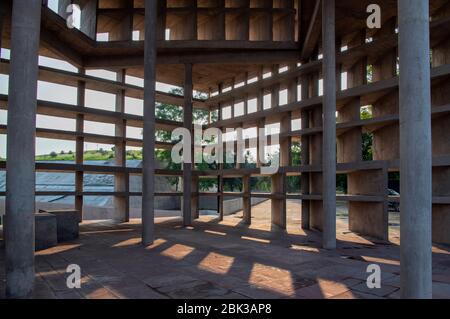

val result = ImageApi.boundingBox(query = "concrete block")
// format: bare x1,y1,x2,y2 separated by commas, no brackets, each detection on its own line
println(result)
348,169,386,196
310,200,323,231
35,213,57,251
432,204,450,245
348,202,388,240
40,210,80,242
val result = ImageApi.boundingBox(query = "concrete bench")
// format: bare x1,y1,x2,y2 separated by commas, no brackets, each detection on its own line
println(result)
35,213,57,251
39,209,80,242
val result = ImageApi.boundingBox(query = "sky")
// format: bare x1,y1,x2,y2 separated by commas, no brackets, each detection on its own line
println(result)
0,0,187,158
0,42,342,159
0,0,348,159
0,47,183,158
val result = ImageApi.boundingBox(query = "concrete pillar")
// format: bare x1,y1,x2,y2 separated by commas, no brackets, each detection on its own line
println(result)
0,0,5,52
242,175,251,224
398,0,432,299
191,176,199,220
217,84,224,221
217,171,224,221
142,0,158,246
75,70,85,220
75,112,84,218
183,63,193,227
321,0,337,250
271,173,286,230
5,0,42,298
301,77,310,229
114,70,129,222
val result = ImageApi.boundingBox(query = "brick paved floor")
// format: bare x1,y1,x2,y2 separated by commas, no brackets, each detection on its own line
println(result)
1,200,449,299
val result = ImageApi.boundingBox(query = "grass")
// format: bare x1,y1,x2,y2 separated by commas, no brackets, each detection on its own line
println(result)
36,152,77,161
34,150,143,161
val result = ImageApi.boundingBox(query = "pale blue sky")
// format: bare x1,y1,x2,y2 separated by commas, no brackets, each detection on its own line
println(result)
0,47,182,158
1,0,338,159
0,0,185,159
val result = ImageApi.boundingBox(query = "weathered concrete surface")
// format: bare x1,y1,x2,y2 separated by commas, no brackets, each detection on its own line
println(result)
1,200,448,299
321,0,337,250
44,210,80,242
141,0,158,246
398,0,433,299
199,196,267,216
4,0,41,298
182,63,194,227
35,214,57,251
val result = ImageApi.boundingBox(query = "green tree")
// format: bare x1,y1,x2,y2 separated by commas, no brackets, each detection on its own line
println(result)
360,106,374,161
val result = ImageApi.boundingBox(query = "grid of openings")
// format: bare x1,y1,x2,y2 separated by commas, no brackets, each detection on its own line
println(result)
93,0,298,41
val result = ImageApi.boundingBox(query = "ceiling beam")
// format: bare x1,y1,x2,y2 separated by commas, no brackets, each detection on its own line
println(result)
300,0,322,61
82,50,301,68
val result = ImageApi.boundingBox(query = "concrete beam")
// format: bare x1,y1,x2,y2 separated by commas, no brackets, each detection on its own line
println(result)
142,0,158,246
301,0,322,61
5,0,42,298
398,0,432,299
321,0,337,250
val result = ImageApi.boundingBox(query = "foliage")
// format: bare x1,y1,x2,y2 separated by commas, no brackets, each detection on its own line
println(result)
362,133,374,161
360,106,374,161
367,64,374,83
291,142,301,166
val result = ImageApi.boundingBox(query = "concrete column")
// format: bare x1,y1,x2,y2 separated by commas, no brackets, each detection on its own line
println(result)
183,63,193,227
217,172,224,221
235,125,243,169
114,70,129,222
301,77,310,229
75,71,86,220
5,0,42,298
271,173,286,230
191,176,199,220
0,1,5,52
142,0,158,246
321,0,337,250
398,0,432,299
217,84,224,221
75,112,84,219
242,175,251,224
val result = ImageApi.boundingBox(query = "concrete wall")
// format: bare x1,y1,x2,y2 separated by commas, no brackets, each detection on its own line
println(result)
0,196,268,221
199,196,268,216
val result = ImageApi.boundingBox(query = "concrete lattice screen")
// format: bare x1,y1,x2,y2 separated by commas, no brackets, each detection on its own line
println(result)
0,1,449,246
0,0,450,243
1,0,450,300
